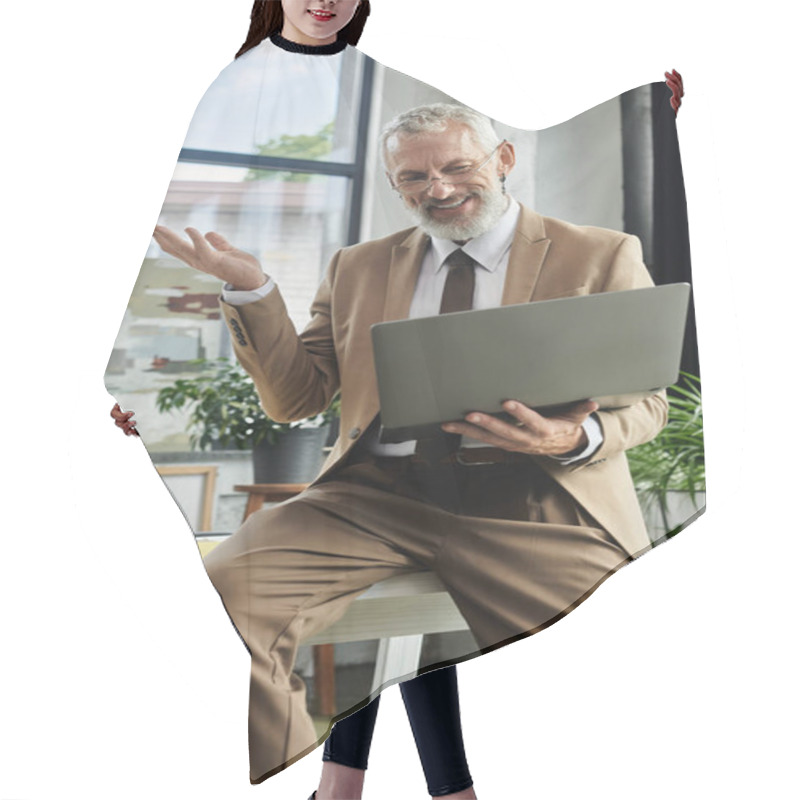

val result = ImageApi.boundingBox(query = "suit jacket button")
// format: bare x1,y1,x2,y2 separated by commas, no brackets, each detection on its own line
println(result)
348,427,361,440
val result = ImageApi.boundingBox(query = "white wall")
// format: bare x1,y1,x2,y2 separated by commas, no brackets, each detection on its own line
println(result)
363,62,625,242
535,96,625,229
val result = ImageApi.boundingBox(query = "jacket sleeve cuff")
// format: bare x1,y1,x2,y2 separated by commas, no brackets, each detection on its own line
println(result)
549,414,603,465
222,278,276,305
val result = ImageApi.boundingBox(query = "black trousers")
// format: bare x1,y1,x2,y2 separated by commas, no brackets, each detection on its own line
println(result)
323,665,473,797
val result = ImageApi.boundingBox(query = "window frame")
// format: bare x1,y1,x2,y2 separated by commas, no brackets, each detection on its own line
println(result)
176,57,375,248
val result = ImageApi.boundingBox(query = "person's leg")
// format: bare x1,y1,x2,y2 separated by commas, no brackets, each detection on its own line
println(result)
316,667,475,800
316,697,381,799
434,464,630,654
323,696,381,769
203,492,423,784
400,666,475,798
206,458,616,785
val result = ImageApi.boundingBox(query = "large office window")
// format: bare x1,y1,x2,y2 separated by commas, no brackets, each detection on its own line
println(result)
106,49,374,452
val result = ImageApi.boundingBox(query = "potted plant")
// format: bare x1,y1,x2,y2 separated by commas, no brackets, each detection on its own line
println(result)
627,371,705,540
155,358,340,483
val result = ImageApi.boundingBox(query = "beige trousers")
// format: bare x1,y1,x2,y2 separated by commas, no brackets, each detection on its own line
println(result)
203,458,629,783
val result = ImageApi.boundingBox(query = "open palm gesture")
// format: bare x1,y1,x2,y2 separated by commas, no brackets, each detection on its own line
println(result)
153,226,268,291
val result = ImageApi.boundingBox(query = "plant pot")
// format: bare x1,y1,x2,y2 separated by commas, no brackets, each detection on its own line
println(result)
643,490,706,542
252,426,330,483
324,416,340,448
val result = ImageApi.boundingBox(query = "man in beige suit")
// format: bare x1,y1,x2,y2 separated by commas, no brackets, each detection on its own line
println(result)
155,103,667,783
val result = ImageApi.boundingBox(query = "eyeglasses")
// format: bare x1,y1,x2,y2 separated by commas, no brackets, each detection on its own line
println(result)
390,140,507,196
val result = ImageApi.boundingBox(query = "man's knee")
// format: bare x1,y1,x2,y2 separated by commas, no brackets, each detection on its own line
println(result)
201,501,320,623
202,502,297,594
202,537,244,611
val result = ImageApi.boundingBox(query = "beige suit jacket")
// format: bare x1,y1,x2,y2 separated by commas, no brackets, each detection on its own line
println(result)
222,205,668,557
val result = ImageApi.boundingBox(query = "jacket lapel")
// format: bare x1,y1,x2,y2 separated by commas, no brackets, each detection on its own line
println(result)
380,205,550,316
382,228,430,321
501,206,551,305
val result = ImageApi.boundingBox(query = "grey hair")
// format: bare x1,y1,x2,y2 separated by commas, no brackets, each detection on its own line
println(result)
380,103,501,170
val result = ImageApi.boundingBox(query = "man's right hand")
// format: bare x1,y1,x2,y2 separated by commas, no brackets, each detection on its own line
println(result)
153,226,269,291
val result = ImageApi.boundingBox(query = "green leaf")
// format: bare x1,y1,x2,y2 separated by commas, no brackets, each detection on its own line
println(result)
153,357,334,452
628,371,705,509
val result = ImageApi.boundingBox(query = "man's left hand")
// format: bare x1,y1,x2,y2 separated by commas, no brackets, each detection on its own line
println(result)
442,399,599,457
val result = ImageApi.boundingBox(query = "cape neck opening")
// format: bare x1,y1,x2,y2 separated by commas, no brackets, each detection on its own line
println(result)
269,32,348,55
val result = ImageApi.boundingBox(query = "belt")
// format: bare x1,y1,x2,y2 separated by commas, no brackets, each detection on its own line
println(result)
450,447,529,466
375,447,529,468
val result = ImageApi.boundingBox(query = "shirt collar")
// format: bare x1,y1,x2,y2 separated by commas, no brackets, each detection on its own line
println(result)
429,199,521,273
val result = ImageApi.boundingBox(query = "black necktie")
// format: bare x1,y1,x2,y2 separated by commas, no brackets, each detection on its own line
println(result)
439,249,476,314
415,249,477,461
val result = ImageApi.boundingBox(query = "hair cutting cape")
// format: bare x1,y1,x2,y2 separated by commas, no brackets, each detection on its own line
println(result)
105,35,702,782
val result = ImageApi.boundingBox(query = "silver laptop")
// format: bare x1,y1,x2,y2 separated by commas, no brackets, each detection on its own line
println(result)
371,283,691,443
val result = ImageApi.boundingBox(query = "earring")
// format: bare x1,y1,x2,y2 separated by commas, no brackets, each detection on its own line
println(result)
500,173,507,195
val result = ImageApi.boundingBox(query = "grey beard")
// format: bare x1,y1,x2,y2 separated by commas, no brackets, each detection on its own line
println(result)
408,191,509,241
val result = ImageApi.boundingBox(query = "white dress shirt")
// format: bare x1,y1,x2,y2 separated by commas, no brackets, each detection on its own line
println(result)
223,198,602,462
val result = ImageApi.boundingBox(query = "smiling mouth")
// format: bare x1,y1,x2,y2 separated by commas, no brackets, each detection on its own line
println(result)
308,9,335,21
426,196,472,212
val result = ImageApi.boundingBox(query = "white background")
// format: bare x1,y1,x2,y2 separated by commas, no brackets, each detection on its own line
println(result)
2,1,797,798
